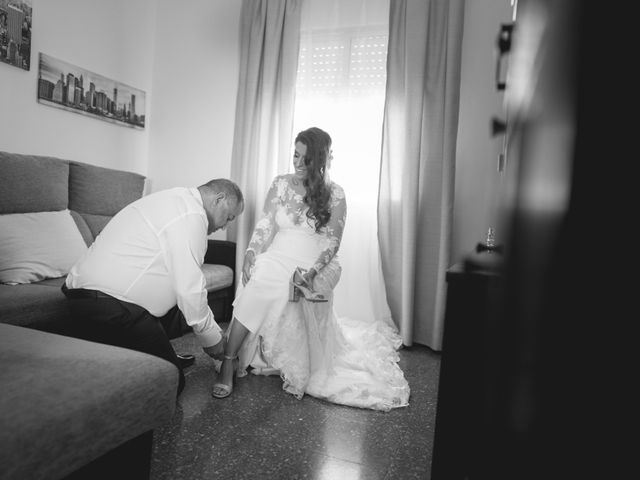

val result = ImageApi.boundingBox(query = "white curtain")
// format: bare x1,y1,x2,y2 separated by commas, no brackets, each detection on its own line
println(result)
228,0,302,276
378,0,466,350
292,0,396,331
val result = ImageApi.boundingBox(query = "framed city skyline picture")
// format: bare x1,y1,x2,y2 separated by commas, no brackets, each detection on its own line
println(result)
0,0,32,71
37,52,146,129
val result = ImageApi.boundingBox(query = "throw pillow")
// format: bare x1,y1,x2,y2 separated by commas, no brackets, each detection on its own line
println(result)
0,210,88,284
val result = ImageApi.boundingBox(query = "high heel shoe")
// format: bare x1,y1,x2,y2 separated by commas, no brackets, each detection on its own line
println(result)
288,267,328,303
212,354,238,399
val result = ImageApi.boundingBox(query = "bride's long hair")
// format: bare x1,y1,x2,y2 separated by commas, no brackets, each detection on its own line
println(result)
295,127,332,232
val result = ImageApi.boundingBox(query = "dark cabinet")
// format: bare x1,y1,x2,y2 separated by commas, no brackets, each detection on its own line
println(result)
431,259,503,480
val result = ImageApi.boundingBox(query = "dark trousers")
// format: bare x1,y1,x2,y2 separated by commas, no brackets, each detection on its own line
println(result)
61,284,186,396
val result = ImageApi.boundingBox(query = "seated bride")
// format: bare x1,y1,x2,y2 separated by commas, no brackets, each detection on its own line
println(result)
212,126,410,411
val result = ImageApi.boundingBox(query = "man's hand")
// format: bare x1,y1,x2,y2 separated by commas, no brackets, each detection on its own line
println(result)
202,337,226,361
242,250,256,285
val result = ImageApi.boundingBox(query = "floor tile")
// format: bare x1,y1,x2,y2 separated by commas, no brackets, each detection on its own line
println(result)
151,333,440,480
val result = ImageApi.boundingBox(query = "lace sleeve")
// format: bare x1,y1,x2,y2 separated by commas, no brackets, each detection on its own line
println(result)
246,177,280,256
311,183,347,274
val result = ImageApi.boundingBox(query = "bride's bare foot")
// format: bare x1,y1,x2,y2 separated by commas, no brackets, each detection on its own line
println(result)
212,355,238,399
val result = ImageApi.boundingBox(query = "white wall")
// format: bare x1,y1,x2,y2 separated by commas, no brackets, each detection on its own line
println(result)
0,0,157,176
452,0,514,262
147,0,241,193
147,0,242,239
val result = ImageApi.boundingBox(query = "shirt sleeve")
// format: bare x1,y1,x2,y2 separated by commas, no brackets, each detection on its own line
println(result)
311,184,347,273
161,214,222,348
246,176,281,256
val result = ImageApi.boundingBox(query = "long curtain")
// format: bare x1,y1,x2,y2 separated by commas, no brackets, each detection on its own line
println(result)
378,0,466,350
228,0,302,275
292,0,396,331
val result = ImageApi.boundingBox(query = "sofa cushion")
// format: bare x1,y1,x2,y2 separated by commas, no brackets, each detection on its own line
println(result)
69,210,94,247
0,210,88,285
69,161,145,239
0,323,177,480
0,278,70,329
202,264,234,291
69,162,146,216
79,212,116,240
0,151,69,214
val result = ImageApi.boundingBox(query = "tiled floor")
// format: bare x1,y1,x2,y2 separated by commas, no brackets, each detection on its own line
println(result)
150,330,441,480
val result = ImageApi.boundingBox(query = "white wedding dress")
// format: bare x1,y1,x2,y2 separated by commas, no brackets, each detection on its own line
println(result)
231,175,410,412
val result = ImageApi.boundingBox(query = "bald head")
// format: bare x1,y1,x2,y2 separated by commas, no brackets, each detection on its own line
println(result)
197,179,244,234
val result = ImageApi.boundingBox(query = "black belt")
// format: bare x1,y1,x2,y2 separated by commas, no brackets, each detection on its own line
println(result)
61,284,115,300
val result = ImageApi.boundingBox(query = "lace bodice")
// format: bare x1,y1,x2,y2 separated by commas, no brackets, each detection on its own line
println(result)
246,174,347,274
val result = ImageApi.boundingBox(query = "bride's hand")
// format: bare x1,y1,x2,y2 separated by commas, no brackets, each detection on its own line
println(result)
295,267,317,289
242,251,255,285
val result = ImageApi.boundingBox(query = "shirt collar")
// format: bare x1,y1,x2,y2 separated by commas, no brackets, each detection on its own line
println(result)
189,187,204,207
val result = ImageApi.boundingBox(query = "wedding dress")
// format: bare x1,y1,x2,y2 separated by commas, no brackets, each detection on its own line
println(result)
231,174,410,411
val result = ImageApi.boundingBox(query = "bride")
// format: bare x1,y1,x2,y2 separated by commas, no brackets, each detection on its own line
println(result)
212,126,410,411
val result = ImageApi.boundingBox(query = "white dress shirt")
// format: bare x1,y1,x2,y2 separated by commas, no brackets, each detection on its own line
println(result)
66,187,222,347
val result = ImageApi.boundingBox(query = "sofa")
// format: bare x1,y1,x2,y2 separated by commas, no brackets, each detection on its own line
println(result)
0,151,237,479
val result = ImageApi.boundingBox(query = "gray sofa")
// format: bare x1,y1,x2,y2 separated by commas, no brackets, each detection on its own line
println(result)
0,151,237,479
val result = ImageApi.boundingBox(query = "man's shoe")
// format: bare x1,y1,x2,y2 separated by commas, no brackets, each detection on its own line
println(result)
176,353,195,369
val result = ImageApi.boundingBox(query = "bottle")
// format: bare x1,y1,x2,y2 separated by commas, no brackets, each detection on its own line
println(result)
486,227,496,248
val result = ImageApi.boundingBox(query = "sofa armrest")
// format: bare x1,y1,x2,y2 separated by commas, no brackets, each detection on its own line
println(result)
204,240,236,270
203,240,237,326
0,323,177,480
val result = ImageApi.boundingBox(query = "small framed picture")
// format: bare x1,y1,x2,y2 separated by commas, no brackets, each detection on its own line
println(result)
0,0,32,71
